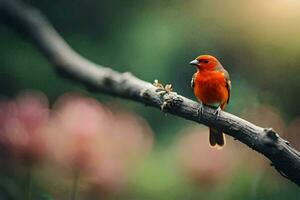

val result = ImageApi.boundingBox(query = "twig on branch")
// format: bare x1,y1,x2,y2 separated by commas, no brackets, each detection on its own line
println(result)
1,0,300,187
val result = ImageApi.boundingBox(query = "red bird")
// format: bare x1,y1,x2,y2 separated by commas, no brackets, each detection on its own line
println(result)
190,55,231,147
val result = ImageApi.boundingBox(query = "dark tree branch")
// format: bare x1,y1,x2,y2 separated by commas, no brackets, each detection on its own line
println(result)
1,0,300,186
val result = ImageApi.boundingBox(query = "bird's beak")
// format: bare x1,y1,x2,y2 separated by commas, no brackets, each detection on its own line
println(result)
189,59,199,66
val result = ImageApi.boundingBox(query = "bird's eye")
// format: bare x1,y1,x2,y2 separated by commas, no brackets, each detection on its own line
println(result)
204,60,209,63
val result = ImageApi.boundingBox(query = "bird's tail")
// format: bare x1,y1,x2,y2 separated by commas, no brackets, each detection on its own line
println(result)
209,127,226,148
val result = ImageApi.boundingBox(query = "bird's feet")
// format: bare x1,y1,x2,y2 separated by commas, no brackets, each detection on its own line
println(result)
213,106,222,120
197,102,204,121
153,79,173,94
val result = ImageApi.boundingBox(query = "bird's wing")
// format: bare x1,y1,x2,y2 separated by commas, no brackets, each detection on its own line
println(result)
191,73,195,88
226,78,231,104
216,62,231,104
223,69,231,104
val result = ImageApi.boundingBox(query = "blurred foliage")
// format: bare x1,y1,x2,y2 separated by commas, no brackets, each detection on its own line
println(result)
1,0,300,199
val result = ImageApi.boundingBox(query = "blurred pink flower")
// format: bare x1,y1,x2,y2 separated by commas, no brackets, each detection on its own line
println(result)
47,94,113,171
0,91,49,165
176,127,240,186
45,93,153,195
87,110,153,195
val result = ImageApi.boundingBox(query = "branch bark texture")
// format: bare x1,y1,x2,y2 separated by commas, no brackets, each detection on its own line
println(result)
1,0,300,186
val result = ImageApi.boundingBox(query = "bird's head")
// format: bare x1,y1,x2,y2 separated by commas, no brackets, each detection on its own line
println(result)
190,55,220,71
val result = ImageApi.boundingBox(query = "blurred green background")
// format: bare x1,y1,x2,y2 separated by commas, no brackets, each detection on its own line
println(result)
1,0,300,199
